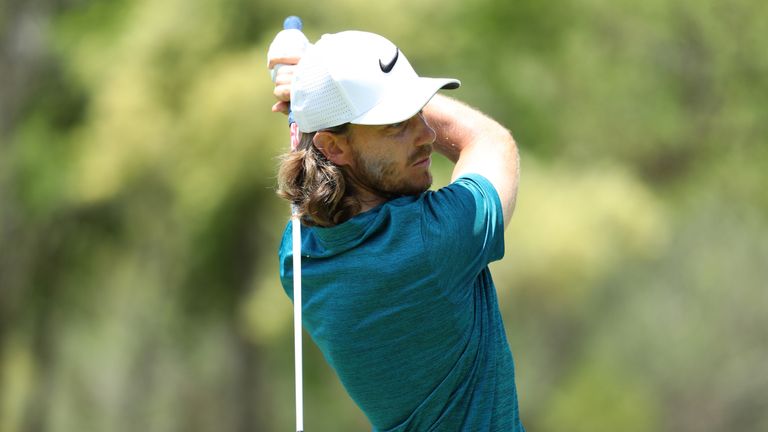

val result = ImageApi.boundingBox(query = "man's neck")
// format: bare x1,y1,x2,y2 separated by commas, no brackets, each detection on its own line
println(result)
352,188,388,213
342,168,389,214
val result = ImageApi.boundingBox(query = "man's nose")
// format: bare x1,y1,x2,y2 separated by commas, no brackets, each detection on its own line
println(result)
415,111,436,145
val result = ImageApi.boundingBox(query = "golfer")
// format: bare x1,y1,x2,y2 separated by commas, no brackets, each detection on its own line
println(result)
269,30,524,431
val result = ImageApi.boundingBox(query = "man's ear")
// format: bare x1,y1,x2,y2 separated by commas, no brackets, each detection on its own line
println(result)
313,131,353,166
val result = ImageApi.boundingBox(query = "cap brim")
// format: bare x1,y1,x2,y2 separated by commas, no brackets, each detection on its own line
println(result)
349,77,460,126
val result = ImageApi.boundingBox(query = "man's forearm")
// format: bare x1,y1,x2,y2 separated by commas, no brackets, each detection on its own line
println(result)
423,95,512,162
423,94,472,163
423,94,520,226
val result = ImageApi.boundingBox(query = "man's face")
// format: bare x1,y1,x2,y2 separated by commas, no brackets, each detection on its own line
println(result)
345,112,437,198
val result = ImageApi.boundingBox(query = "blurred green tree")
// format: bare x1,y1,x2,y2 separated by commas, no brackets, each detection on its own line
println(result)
1,0,766,431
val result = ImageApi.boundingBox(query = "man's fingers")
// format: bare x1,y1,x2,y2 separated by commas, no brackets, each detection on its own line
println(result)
272,64,295,102
268,56,300,69
273,65,296,85
273,84,291,102
272,101,290,115
268,58,298,115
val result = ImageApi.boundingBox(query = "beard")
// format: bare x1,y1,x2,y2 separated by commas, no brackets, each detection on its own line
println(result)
348,146,433,198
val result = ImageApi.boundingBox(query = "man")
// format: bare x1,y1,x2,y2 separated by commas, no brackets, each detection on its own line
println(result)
269,30,523,431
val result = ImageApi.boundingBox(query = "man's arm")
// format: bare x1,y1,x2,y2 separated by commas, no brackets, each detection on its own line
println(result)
423,94,520,228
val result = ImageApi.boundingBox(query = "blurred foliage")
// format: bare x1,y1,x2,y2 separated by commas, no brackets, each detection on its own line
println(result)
1,0,767,431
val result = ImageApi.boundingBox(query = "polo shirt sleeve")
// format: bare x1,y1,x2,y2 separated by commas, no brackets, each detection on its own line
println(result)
420,173,505,286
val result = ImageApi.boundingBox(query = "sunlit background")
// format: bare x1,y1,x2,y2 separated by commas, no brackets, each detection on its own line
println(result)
1,0,767,431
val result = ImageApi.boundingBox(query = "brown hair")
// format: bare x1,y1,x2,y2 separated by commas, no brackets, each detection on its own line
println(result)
276,124,360,227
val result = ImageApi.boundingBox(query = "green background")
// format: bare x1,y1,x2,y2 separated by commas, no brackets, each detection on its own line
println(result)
1,0,766,430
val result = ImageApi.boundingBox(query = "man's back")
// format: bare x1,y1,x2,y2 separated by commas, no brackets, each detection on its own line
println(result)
280,175,524,431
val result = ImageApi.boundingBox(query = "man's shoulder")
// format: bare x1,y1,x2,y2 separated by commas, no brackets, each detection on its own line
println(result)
446,173,499,196
421,174,502,213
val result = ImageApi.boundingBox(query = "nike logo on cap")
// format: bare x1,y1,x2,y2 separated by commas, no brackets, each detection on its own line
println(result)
379,47,399,73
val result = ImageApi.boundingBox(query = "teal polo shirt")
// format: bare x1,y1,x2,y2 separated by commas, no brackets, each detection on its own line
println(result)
279,174,524,431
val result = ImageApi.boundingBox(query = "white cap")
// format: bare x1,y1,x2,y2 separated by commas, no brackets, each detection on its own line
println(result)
290,31,460,133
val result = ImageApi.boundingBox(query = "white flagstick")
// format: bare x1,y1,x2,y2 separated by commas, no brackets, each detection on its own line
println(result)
269,15,309,432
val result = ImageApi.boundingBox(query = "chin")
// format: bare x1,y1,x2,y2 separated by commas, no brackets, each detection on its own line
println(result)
379,172,433,197
421,172,434,191
407,177,433,195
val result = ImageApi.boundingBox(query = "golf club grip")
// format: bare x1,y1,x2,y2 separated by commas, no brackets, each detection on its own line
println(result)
282,16,303,126
284,15,302,31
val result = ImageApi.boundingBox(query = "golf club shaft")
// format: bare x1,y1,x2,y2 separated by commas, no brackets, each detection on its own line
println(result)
285,16,305,432
292,204,303,432
287,17,305,430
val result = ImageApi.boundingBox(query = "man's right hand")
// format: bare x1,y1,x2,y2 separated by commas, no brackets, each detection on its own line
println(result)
267,25,309,116
268,56,300,115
